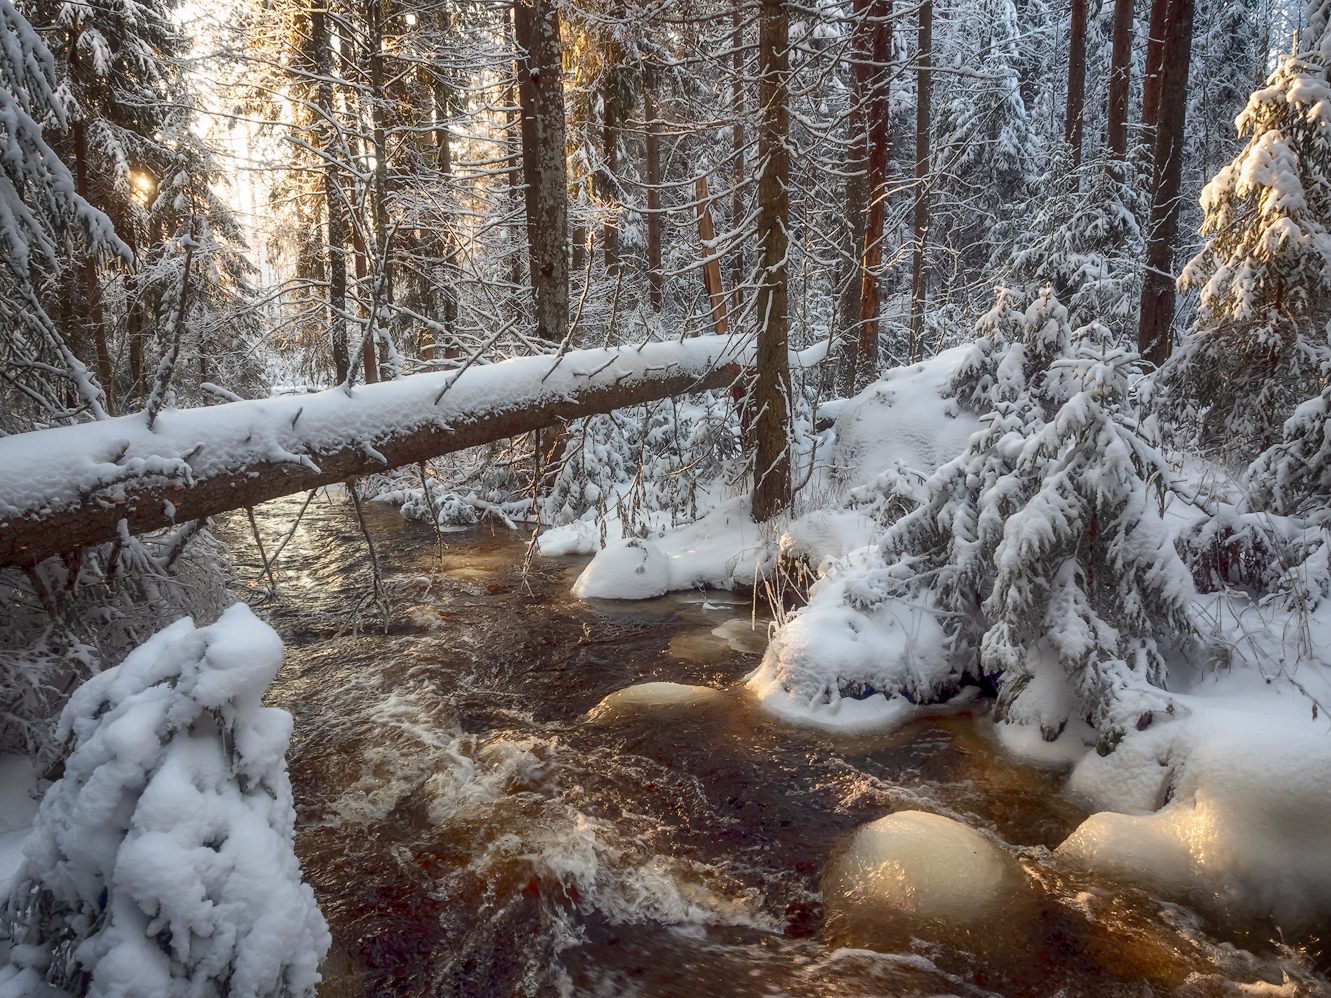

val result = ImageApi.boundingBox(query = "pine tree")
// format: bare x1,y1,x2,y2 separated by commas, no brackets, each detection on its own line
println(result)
982,327,1194,747
1157,14,1331,457
0,0,126,429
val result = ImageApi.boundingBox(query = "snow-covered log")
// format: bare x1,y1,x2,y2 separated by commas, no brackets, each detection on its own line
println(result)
0,339,744,567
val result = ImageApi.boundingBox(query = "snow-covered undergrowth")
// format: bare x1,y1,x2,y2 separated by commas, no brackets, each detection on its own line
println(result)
0,605,329,998
1,527,232,766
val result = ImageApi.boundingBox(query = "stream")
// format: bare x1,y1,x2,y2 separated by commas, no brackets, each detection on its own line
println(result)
218,494,1330,998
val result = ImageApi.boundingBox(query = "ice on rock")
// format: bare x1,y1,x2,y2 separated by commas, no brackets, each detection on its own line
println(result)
822,811,1025,925
0,605,329,998
572,538,670,600
586,682,726,722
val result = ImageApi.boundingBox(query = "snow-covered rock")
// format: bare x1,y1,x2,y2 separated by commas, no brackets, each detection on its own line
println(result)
1056,674,1331,933
572,538,671,599
822,810,1024,923
585,683,727,722
0,605,329,998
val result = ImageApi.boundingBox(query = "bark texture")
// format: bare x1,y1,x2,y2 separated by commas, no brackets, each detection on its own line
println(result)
857,0,892,388
752,0,792,522
1107,0,1133,160
908,0,932,362
1066,0,1088,168
1137,0,1195,366
514,0,570,342
645,85,663,310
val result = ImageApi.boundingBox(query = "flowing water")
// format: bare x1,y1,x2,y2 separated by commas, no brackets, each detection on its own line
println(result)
219,495,1330,998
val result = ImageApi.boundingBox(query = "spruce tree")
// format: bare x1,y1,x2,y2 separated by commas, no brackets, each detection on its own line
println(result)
1157,13,1331,458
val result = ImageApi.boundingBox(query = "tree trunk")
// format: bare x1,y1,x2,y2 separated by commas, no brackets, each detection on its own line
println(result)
731,1,745,309
752,0,791,522
695,176,730,335
645,84,663,310
1137,0,1195,366
72,118,114,416
908,0,932,363
0,349,744,568
514,0,570,342
837,105,868,395
1066,0,1088,169
368,0,391,301
350,185,378,384
1142,0,1168,132
1106,0,1133,161
314,3,349,383
857,0,892,389
433,86,458,349
602,69,620,274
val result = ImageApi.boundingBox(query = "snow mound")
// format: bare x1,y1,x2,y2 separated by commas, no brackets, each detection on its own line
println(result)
745,551,954,734
572,538,671,599
1056,681,1331,933
563,497,769,598
831,349,978,492
0,605,329,998
822,811,1024,923
585,683,727,722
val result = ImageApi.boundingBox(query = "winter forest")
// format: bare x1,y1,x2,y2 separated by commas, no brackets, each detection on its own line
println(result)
2,0,1331,989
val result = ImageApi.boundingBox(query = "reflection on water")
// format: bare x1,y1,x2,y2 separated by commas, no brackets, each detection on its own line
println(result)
219,495,1330,998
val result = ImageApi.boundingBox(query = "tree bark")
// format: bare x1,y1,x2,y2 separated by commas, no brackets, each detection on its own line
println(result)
836,4,870,397
1106,0,1133,161
857,0,892,388
314,2,349,383
752,0,792,522
695,176,730,335
908,0,932,363
72,118,114,416
514,0,570,342
645,83,663,310
602,68,620,273
1142,0,1168,132
0,354,743,568
731,1,745,309
1137,0,1195,366
1066,0,1088,169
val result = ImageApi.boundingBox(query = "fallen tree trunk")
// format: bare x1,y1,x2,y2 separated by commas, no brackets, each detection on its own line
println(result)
0,340,743,568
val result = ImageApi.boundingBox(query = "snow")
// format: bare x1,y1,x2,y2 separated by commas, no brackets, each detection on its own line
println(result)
0,756,38,897
1056,663,1331,932
560,496,769,594
829,350,979,493
0,605,329,998
572,538,671,599
0,337,745,524
822,810,1025,923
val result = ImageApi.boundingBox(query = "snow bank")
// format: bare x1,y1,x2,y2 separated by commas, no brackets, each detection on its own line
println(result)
0,605,329,998
0,337,744,523
562,497,768,595
822,810,1024,924
830,350,978,494
1056,668,1331,933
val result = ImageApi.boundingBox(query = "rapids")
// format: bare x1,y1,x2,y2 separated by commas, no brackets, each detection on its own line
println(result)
219,494,1330,998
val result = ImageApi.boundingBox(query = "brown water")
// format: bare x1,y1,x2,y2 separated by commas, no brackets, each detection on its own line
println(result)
220,495,1331,998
